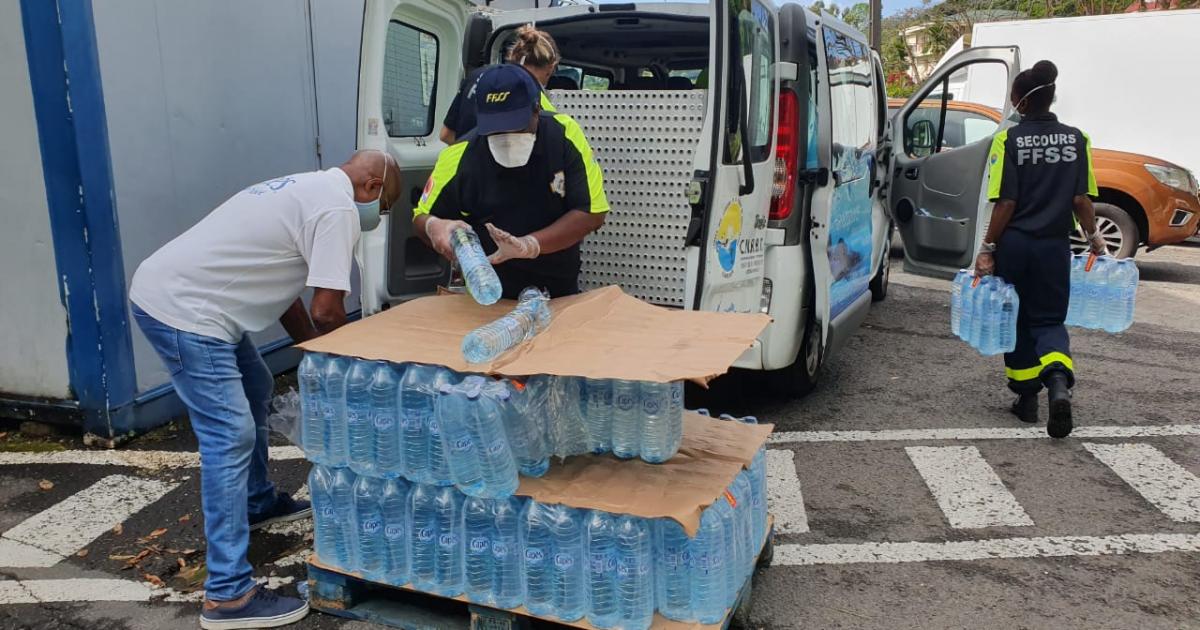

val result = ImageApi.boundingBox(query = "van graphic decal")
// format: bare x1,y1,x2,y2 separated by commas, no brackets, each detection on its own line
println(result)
715,200,743,276
827,146,875,318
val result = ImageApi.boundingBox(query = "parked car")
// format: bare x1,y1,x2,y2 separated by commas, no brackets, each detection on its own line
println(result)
888,98,1200,258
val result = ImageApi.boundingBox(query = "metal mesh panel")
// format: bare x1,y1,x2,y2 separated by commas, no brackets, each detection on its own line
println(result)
550,90,707,306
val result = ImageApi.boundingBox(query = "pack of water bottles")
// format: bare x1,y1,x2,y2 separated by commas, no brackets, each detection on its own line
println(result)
1066,254,1138,332
950,271,1020,356
309,414,768,629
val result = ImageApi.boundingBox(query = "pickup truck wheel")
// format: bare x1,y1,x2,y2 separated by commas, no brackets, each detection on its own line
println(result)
1069,203,1138,259
767,312,823,398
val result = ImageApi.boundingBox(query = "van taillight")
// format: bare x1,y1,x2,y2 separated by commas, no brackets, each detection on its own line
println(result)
770,90,800,221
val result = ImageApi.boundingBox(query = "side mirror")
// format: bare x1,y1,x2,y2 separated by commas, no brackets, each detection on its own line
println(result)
909,118,935,156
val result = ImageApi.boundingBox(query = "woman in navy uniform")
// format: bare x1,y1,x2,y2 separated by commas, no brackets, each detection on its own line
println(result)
976,60,1107,438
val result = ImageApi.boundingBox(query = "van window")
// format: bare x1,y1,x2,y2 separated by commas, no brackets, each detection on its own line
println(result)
382,21,439,137
823,28,876,168
725,0,776,164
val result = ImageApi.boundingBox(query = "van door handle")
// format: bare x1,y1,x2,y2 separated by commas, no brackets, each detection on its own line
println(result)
904,167,920,180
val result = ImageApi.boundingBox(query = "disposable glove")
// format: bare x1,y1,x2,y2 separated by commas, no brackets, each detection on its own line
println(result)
485,223,541,265
424,216,473,260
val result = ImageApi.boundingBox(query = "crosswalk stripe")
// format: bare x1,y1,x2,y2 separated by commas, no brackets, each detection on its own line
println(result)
765,449,809,534
775,532,1200,566
1083,443,1200,523
0,445,305,470
906,446,1033,529
0,578,158,605
768,423,1200,444
0,475,178,568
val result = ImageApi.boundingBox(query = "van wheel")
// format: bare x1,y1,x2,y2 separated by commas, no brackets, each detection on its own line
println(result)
869,225,892,302
767,312,823,398
1069,203,1138,259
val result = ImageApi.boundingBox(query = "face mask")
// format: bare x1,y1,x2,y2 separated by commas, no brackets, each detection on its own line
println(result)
355,151,389,231
488,133,537,168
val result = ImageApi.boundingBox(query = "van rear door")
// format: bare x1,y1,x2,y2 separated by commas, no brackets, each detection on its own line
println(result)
357,1,471,315
888,47,1020,278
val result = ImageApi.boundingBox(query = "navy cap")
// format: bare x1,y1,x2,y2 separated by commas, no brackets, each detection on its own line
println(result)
474,64,540,136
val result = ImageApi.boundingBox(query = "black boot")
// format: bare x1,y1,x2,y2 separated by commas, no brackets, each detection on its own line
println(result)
1010,393,1039,424
1046,372,1073,438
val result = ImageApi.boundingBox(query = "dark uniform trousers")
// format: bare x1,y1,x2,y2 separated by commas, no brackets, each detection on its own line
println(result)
995,229,1075,394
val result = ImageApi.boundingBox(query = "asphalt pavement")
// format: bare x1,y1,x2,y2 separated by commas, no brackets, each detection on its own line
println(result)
0,244,1197,630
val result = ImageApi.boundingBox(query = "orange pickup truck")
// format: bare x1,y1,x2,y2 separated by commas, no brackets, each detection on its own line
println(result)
888,99,1200,258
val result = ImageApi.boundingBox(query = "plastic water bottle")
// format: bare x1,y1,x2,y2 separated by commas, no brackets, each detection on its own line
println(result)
738,416,768,544
615,516,653,629
1120,259,1139,330
1104,258,1138,332
330,467,358,571
346,360,375,476
1067,254,1086,326
638,382,672,464
299,353,327,463
427,368,458,487
1081,256,1109,329
712,495,739,603
960,276,977,344
408,483,439,592
521,501,555,617
498,379,550,478
730,473,755,579
400,364,434,483
970,277,991,351
582,378,613,454
655,518,692,621
353,475,386,580
461,287,552,363
322,357,350,467
463,497,496,604
381,478,410,586
585,511,619,629
452,227,502,306
309,465,338,564
998,284,1019,354
433,485,464,596
610,380,640,459
983,282,1004,356
690,506,728,624
950,269,969,339
370,363,403,477
668,381,684,436
475,381,520,497
437,379,487,496
491,496,525,609
548,505,586,621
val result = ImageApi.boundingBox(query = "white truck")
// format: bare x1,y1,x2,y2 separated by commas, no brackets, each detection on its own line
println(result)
354,0,1022,396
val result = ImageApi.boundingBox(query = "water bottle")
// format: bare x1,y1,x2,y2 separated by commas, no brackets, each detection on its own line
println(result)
960,276,977,345
1121,259,1139,331
969,277,990,351
1067,254,1086,326
738,416,768,545
408,483,439,592
548,505,586,621
521,500,555,617
982,283,1003,356
475,380,520,497
585,511,619,629
353,475,386,580
615,516,654,629
1104,258,1138,333
610,380,640,459
452,227,502,306
667,381,684,444
371,363,403,477
499,379,550,478
690,506,728,624
381,478,410,586
730,473,755,579
427,368,458,486
491,496,525,609
950,269,969,339
346,360,375,476
309,465,338,564
655,518,692,621
461,287,552,363
322,357,350,467
712,495,739,604
582,378,613,455
400,364,434,484
463,497,496,604
433,485,464,596
437,379,486,496
330,467,358,571
299,353,327,463
998,284,1019,354
638,382,674,464
1081,256,1109,329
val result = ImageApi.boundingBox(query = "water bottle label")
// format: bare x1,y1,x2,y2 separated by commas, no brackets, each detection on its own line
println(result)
402,413,427,430
438,533,458,548
321,403,335,418
319,506,336,520
469,537,490,553
553,553,575,570
384,524,404,540
615,393,636,411
347,409,365,425
429,419,441,435
662,551,688,567
670,387,683,405
361,518,382,535
374,414,395,431
452,437,474,453
492,541,512,558
524,548,545,564
486,442,505,456
589,553,616,573
641,397,661,415
618,561,648,577
416,527,434,542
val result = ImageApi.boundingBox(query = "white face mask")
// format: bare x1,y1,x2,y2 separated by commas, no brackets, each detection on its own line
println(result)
488,133,537,168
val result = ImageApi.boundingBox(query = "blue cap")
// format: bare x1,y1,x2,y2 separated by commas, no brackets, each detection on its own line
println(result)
474,64,540,136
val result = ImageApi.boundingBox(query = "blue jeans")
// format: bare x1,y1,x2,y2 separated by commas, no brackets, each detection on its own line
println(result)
132,304,277,601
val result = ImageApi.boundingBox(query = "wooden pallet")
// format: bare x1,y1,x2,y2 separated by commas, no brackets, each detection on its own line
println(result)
307,523,774,630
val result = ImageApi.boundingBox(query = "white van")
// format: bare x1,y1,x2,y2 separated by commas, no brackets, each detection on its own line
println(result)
355,0,1019,396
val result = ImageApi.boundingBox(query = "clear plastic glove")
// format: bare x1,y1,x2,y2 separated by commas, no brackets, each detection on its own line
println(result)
424,216,472,259
485,223,540,265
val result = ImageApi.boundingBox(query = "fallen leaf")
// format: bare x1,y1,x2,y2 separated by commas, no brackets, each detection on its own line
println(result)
125,549,152,566
177,558,187,569
109,554,136,562
178,514,191,523
76,549,89,558
142,573,165,588
37,480,54,491
112,524,124,536
147,528,168,539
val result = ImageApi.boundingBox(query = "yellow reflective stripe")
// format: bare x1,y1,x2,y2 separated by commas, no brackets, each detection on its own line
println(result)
413,141,469,218
539,91,557,113
1040,351,1074,372
554,113,610,214
986,129,1008,200
1083,131,1098,197
1005,352,1075,382
1005,364,1042,382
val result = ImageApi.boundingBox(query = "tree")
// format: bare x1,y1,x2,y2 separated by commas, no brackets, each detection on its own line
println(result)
842,2,871,31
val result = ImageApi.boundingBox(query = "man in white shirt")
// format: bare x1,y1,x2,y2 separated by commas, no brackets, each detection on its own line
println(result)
129,150,400,630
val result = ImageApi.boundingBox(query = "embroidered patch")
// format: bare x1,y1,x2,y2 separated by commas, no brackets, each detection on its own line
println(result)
550,171,565,198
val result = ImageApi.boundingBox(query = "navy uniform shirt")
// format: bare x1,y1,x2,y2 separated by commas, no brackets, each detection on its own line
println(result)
987,113,1099,238
415,111,609,298
443,64,556,138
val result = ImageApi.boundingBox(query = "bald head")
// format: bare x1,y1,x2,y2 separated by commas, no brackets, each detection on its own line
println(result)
342,150,402,211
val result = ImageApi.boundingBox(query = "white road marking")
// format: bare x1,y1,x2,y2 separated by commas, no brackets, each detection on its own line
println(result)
0,578,157,604
0,445,305,470
906,446,1033,529
0,475,178,568
776,532,1200,566
769,423,1200,444
765,449,809,534
1084,443,1200,523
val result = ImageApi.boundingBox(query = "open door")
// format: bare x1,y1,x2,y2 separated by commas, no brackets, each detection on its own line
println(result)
889,46,1020,278
357,1,470,315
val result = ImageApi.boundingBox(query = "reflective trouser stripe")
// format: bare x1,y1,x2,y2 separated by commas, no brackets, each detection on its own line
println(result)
1006,352,1075,382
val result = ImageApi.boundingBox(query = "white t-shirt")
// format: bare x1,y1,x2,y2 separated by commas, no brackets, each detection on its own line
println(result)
130,168,361,343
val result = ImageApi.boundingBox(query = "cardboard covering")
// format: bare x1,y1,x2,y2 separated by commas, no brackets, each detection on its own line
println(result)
297,285,770,383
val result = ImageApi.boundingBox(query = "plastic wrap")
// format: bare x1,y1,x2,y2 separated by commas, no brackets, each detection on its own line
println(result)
268,387,303,447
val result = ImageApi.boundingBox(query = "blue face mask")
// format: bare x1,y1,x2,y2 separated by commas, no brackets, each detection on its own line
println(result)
355,151,389,231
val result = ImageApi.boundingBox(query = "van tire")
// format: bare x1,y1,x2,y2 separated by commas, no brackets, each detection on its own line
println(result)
767,311,823,398
869,223,892,302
